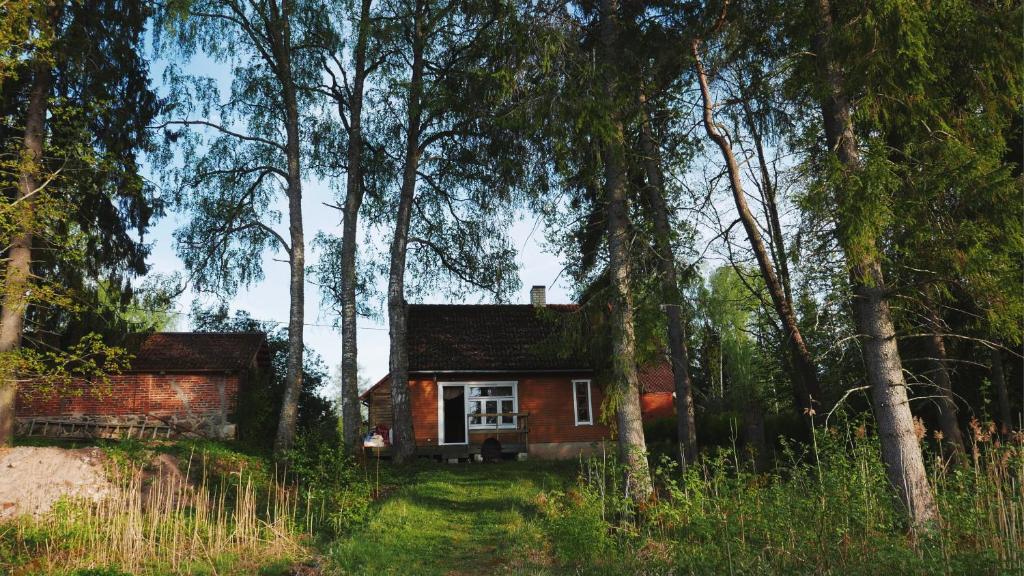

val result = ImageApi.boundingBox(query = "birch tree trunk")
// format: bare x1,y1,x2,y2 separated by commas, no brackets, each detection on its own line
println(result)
273,5,307,456
637,94,697,464
387,0,425,463
0,37,51,447
813,0,937,529
340,0,373,453
598,0,652,502
692,42,821,418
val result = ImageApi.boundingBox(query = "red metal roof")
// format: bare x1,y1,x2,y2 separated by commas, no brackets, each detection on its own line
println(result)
125,332,269,373
638,361,675,394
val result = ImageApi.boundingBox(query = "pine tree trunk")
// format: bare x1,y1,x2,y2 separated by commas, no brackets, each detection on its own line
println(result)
340,0,373,453
924,310,965,462
637,94,697,465
387,0,425,464
599,0,652,502
0,39,52,446
990,347,1013,433
692,42,821,416
813,0,937,529
273,12,306,457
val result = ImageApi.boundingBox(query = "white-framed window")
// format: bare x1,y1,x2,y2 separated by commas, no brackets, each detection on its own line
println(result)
467,383,518,429
573,379,593,425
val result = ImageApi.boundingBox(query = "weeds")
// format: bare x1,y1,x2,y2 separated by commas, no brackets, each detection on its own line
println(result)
538,423,1024,575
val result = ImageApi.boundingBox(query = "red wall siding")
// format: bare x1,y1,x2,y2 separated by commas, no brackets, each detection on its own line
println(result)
375,374,671,448
641,392,675,420
519,376,611,444
403,373,612,446
16,373,241,421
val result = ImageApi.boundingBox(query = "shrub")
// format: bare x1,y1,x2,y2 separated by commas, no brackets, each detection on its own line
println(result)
286,435,372,538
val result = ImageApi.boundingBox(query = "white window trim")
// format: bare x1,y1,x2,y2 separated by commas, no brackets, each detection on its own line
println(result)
572,379,593,426
436,381,519,445
466,381,518,431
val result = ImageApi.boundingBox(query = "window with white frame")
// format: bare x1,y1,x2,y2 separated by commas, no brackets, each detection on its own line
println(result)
467,384,517,428
573,379,593,425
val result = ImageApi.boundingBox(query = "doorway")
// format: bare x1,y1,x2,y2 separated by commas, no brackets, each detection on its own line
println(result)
441,385,466,444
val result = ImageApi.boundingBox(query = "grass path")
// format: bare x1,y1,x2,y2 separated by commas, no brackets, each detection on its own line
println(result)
328,461,574,576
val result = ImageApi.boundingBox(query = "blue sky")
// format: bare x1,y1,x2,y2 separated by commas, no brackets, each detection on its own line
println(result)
138,37,748,397
145,201,575,391
140,51,575,393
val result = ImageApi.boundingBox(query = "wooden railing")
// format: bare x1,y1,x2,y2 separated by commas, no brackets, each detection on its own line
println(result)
465,412,529,448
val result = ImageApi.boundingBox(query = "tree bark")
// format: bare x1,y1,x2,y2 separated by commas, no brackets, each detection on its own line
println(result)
0,23,53,446
387,0,425,463
923,310,965,463
340,0,373,453
273,6,306,457
637,93,697,465
743,399,768,472
598,0,652,502
990,347,1013,433
813,0,937,529
692,42,822,417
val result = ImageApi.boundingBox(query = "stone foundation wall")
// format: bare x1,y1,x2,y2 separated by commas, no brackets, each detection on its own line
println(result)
14,414,236,440
527,440,612,460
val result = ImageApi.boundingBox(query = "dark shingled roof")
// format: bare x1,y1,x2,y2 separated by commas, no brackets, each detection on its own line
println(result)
407,304,588,372
125,332,269,373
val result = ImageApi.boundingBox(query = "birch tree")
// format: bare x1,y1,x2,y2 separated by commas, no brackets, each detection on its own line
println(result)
690,6,822,419
156,0,319,456
374,0,526,461
304,0,382,452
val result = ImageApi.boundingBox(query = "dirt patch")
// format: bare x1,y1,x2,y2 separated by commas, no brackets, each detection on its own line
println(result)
0,446,113,519
140,452,194,509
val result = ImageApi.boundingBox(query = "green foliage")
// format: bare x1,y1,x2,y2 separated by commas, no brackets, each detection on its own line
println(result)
2,332,132,396
190,306,338,449
539,425,1023,574
286,435,370,538
0,0,162,323
699,266,788,411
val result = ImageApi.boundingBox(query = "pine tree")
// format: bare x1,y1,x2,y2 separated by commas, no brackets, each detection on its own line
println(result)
0,0,160,445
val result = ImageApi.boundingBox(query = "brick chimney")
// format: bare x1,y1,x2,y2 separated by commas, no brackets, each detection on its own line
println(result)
530,285,546,307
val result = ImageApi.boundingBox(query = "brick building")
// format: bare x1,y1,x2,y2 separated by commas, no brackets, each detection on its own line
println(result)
16,332,270,439
361,287,678,460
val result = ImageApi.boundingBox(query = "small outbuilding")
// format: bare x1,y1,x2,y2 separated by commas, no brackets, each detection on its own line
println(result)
16,332,270,440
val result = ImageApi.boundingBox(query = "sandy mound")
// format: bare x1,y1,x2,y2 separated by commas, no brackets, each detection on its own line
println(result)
0,446,112,519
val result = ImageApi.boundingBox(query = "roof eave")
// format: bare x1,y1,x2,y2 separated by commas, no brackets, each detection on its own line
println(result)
409,368,593,374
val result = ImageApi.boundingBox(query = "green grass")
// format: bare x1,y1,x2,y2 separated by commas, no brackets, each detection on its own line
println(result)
328,461,575,575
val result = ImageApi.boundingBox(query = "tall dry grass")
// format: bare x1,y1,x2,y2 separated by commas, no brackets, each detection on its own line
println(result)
2,451,315,575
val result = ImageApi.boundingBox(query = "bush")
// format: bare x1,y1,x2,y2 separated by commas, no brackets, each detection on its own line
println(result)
643,417,677,444
286,435,372,538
